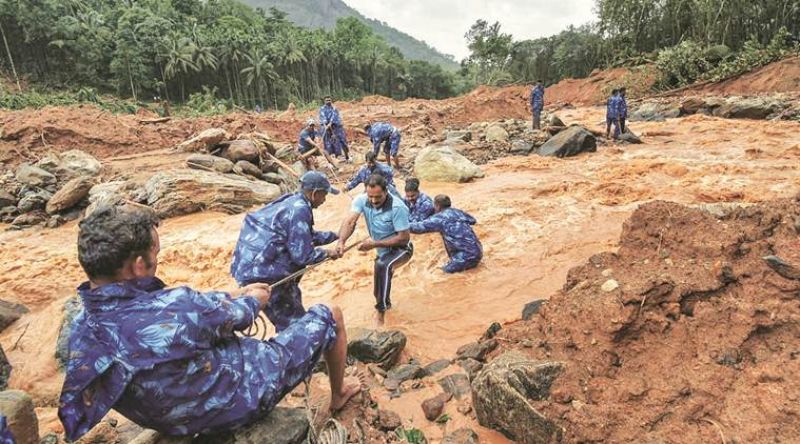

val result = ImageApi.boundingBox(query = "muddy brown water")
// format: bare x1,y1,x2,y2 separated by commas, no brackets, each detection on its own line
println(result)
1,107,799,441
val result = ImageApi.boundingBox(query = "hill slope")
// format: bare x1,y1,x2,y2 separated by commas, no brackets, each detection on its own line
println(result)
240,0,458,70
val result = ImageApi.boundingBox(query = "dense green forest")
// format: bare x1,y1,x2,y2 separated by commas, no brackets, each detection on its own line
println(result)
0,0,797,112
240,0,459,70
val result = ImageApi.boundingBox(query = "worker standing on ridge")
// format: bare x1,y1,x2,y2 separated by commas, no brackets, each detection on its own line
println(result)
410,194,483,273
338,174,412,325
606,89,620,139
297,118,336,171
231,171,342,332
319,96,351,162
404,178,435,223
58,204,360,442
344,151,402,199
363,121,402,169
530,79,545,130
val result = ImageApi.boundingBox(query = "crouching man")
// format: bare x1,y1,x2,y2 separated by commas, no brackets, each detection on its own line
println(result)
58,205,359,441
410,195,482,273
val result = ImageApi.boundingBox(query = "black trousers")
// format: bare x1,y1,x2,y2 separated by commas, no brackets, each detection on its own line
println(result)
373,244,414,312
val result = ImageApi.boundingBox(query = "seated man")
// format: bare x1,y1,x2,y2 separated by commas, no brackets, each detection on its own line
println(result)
403,178,434,223
344,151,401,199
59,205,359,441
231,171,341,332
410,194,482,273
297,118,336,171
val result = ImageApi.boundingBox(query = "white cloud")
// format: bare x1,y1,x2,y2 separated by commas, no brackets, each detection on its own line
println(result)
345,0,597,60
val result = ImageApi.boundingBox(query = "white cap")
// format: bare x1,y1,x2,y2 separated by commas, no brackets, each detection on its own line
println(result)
306,118,316,126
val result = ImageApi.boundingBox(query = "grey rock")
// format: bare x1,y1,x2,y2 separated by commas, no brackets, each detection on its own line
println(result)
176,128,229,152
421,393,449,421
16,192,49,213
443,428,480,444
456,340,498,362
220,140,261,164
713,97,785,120
458,358,484,380
422,359,451,377
0,190,16,208
630,103,681,122
46,215,67,229
36,150,102,182
510,140,534,155
386,364,424,384
378,409,402,431
415,145,484,183
186,154,235,174
0,390,39,444
56,296,83,370
445,130,472,143
194,407,309,444
438,373,472,399
347,329,406,370
482,322,502,340
522,300,546,321
39,433,58,444
538,126,597,158
15,164,56,188
471,352,564,443
617,130,642,144
262,173,284,185
128,429,192,444
234,160,264,180
548,115,565,127
0,345,11,391
11,211,47,228
485,125,509,143
0,300,29,334
46,176,94,214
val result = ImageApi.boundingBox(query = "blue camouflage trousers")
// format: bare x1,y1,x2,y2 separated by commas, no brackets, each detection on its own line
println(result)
264,278,305,332
443,252,482,273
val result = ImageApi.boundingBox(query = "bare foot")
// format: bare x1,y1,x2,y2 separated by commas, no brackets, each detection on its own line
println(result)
374,310,385,327
330,376,361,412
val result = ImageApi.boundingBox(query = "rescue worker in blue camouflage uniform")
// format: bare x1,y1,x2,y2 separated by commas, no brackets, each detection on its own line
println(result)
58,204,359,442
318,96,351,162
617,87,628,135
0,416,15,444
363,121,402,169
297,118,336,171
344,151,402,199
410,194,482,273
231,171,342,332
606,89,620,139
530,79,545,130
404,178,434,223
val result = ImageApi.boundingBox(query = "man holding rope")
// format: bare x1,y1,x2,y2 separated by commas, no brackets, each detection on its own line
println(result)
231,171,342,332
319,96,351,162
59,204,359,442
338,174,413,325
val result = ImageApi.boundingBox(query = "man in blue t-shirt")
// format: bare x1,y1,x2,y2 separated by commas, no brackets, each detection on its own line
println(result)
337,174,413,324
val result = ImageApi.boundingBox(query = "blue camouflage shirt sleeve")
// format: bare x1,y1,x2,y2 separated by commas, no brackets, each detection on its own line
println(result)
312,230,338,246
410,213,443,234
345,167,367,191
287,210,328,265
183,289,261,339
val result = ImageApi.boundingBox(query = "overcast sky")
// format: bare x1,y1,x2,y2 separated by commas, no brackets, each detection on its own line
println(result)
346,0,597,60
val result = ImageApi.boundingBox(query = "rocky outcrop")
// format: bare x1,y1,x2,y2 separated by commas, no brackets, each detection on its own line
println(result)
220,140,261,164
186,154,235,174
485,125,509,143
36,150,102,181
143,170,281,218
415,145,484,183
713,96,785,119
14,164,56,188
630,103,681,122
45,176,94,214
176,128,229,152
348,329,407,370
194,407,309,444
472,352,564,443
538,126,597,158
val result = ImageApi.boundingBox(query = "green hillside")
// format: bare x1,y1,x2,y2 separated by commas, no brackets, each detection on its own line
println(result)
240,0,459,70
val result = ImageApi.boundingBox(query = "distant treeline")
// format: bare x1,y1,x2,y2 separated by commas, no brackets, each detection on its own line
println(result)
0,0,798,111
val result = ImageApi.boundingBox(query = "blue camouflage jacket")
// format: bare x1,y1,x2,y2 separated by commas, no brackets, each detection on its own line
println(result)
345,163,396,192
409,208,482,261
58,277,268,440
297,128,319,153
0,416,14,444
368,122,398,149
318,104,343,128
607,95,620,119
231,193,336,285
405,192,434,223
530,85,545,109
617,95,628,119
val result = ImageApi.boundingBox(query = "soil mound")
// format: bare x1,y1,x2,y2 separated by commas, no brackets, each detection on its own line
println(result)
495,199,800,443
685,56,800,96
545,66,658,106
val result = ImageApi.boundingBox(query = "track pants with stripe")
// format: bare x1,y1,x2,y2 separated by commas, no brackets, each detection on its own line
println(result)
373,244,414,312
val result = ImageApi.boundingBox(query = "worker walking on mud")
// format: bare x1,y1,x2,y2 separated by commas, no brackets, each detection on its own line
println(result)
345,151,402,199
530,79,545,130
617,87,628,135
338,174,413,325
363,121,402,169
231,171,342,332
319,96,351,162
297,118,336,171
606,89,620,139
410,195,482,273
404,178,435,222
59,204,359,442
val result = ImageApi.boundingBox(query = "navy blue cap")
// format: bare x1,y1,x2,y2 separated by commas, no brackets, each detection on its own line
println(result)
300,171,340,195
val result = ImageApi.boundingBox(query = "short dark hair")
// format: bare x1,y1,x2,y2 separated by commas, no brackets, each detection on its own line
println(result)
405,177,420,192
365,151,377,163
612,89,619,94
536,79,543,84
364,123,372,132
434,194,451,209
365,174,388,191
78,205,160,280
324,95,332,101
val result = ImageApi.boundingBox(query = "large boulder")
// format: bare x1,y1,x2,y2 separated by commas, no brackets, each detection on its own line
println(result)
186,154,235,174
234,161,264,180
10,211,47,228
220,140,261,164
0,390,39,444
45,176,94,214
630,103,681,122
0,190,16,208
194,407,309,444
415,145,484,183
713,97,785,120
36,150,102,181
348,329,406,370
538,125,596,158
176,128,229,152
14,164,56,188
472,352,564,443
143,170,281,218
0,300,28,334
16,192,49,213
510,140,534,155
485,125,509,143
